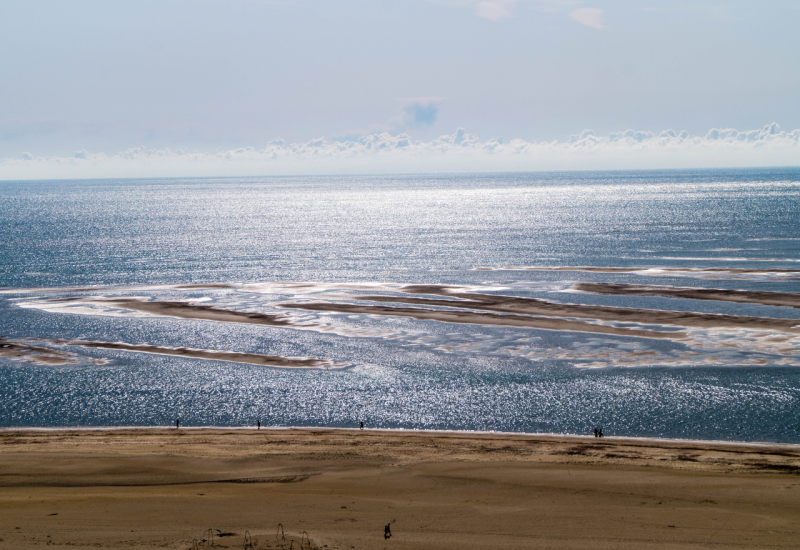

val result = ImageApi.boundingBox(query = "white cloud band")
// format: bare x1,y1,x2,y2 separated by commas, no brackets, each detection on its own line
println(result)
3,123,799,180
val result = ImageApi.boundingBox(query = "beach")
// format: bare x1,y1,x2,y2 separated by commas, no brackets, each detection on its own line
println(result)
1,428,798,549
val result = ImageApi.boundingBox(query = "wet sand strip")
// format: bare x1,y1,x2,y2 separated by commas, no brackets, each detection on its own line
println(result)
1,283,240,295
574,282,800,308
1,337,338,368
475,266,800,274
94,299,303,327
279,302,682,339
350,285,800,334
173,284,237,289
57,340,338,368
0,338,88,366
45,291,800,337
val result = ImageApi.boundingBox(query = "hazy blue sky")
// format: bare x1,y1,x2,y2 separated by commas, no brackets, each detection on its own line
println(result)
1,0,799,177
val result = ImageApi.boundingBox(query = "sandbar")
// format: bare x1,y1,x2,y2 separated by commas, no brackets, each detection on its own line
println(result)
0,338,95,366
76,298,302,327
282,301,683,339
574,282,800,308
279,285,800,337
58,339,339,369
1,337,338,369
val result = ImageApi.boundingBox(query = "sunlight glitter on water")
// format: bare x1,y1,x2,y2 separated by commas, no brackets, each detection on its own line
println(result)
1,170,800,441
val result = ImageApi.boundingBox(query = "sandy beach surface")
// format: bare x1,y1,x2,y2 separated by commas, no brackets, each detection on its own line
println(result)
1,429,799,549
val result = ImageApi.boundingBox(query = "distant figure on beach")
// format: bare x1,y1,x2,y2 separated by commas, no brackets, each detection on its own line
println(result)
593,428,598,438
257,420,260,430
384,523,392,539
176,418,180,429
599,428,603,438
360,422,364,430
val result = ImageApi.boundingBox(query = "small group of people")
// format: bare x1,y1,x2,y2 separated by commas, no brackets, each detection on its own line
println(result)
593,427,604,438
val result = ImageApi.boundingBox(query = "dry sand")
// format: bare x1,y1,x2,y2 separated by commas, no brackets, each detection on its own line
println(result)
1,428,799,549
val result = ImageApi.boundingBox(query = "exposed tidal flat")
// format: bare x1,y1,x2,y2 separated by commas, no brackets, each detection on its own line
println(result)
1,169,800,443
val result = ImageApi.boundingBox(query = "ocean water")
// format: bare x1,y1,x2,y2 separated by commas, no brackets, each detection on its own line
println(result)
1,169,800,442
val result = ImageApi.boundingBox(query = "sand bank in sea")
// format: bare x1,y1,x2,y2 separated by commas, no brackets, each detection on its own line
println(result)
85,298,302,328
0,428,798,549
60,340,341,369
43,293,684,340
574,282,800,308
0,338,106,366
42,283,800,341
0,338,339,369
281,301,683,338
281,284,800,336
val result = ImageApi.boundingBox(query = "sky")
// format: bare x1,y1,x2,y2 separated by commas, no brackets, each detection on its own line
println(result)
1,0,799,178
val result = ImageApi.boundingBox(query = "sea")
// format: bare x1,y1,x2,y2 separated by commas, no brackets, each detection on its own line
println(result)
1,168,800,443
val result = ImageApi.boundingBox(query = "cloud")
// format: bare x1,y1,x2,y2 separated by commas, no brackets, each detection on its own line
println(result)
569,7,605,29
401,98,445,127
3,124,798,180
334,98,445,141
426,0,585,21
476,0,516,21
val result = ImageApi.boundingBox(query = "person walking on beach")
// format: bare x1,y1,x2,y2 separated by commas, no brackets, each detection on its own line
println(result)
360,421,364,430
384,523,392,539
257,420,260,430
176,418,180,429
593,428,598,438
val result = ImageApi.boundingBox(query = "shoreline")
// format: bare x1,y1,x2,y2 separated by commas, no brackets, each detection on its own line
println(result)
2,424,800,449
